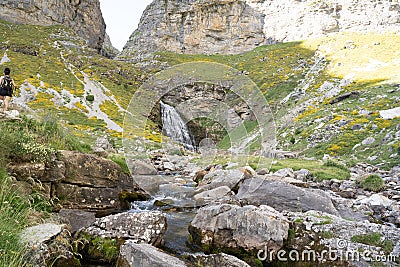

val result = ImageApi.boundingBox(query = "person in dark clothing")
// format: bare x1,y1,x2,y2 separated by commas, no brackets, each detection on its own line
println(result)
0,67,17,112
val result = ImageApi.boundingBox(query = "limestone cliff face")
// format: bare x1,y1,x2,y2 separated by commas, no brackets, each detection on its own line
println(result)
120,0,400,59
247,0,400,43
0,0,106,51
119,0,266,60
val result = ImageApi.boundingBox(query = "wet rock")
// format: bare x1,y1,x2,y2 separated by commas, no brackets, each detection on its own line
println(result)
117,242,187,267
187,253,250,267
189,204,289,254
20,223,80,267
237,178,339,215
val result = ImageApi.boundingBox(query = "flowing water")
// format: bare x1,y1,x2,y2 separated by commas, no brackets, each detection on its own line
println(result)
130,175,198,254
160,101,195,149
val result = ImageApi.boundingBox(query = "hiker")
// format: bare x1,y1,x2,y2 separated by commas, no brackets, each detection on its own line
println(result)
0,67,16,112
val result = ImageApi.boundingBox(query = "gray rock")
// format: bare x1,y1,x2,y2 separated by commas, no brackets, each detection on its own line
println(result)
20,223,64,245
380,107,400,120
193,186,233,205
361,137,375,145
163,161,176,171
119,0,265,60
117,242,187,267
351,124,363,130
0,0,105,50
295,169,312,181
129,159,158,175
79,211,167,247
237,178,339,215
356,194,394,208
187,253,251,267
20,223,79,266
200,169,245,190
58,209,96,233
189,204,289,253
274,168,294,177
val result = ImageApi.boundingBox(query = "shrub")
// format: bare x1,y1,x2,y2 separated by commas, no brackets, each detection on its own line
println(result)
359,174,385,192
86,94,95,102
0,116,91,164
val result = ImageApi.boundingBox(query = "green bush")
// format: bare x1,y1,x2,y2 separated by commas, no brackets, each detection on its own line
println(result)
0,116,91,164
360,174,385,192
86,94,95,102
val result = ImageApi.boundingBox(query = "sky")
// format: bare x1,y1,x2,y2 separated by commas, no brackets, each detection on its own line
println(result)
99,0,153,51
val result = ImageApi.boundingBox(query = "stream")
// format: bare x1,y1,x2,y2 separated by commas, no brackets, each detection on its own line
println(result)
130,174,199,255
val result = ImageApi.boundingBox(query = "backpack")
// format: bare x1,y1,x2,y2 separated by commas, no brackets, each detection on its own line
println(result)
1,76,13,94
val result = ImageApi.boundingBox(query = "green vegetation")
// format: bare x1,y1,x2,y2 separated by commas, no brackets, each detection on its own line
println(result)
0,168,51,266
358,174,385,192
0,116,91,165
270,159,350,181
108,154,130,175
351,232,394,254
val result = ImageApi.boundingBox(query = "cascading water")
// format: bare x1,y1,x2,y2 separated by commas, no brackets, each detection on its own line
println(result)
160,101,195,149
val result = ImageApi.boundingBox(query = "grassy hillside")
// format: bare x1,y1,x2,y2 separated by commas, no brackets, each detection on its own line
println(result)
157,33,400,168
0,20,150,147
1,19,399,168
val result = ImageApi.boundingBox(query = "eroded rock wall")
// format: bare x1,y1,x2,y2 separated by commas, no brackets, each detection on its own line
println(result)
0,0,106,50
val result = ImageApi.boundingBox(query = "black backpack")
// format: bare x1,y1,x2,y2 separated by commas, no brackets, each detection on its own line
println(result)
1,76,13,94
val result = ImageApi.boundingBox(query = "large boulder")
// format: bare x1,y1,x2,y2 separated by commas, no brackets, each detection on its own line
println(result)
77,211,167,265
8,150,149,213
188,204,289,257
236,178,339,215
20,223,80,267
199,169,248,190
285,210,400,266
117,242,187,267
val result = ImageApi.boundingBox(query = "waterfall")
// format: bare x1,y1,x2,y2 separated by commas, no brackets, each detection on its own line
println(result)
160,101,194,149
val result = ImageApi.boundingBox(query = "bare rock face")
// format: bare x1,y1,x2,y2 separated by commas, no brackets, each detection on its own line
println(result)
0,0,106,50
119,0,266,60
117,242,187,267
120,0,400,60
8,150,149,213
188,204,289,256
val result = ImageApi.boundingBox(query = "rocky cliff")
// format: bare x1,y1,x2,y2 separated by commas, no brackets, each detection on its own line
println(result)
120,0,400,60
118,0,266,60
0,0,106,51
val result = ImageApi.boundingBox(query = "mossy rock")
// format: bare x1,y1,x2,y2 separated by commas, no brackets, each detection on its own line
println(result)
75,233,122,265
